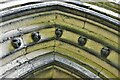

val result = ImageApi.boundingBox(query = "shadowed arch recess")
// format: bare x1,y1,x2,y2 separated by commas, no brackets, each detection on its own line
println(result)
0,0,120,79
